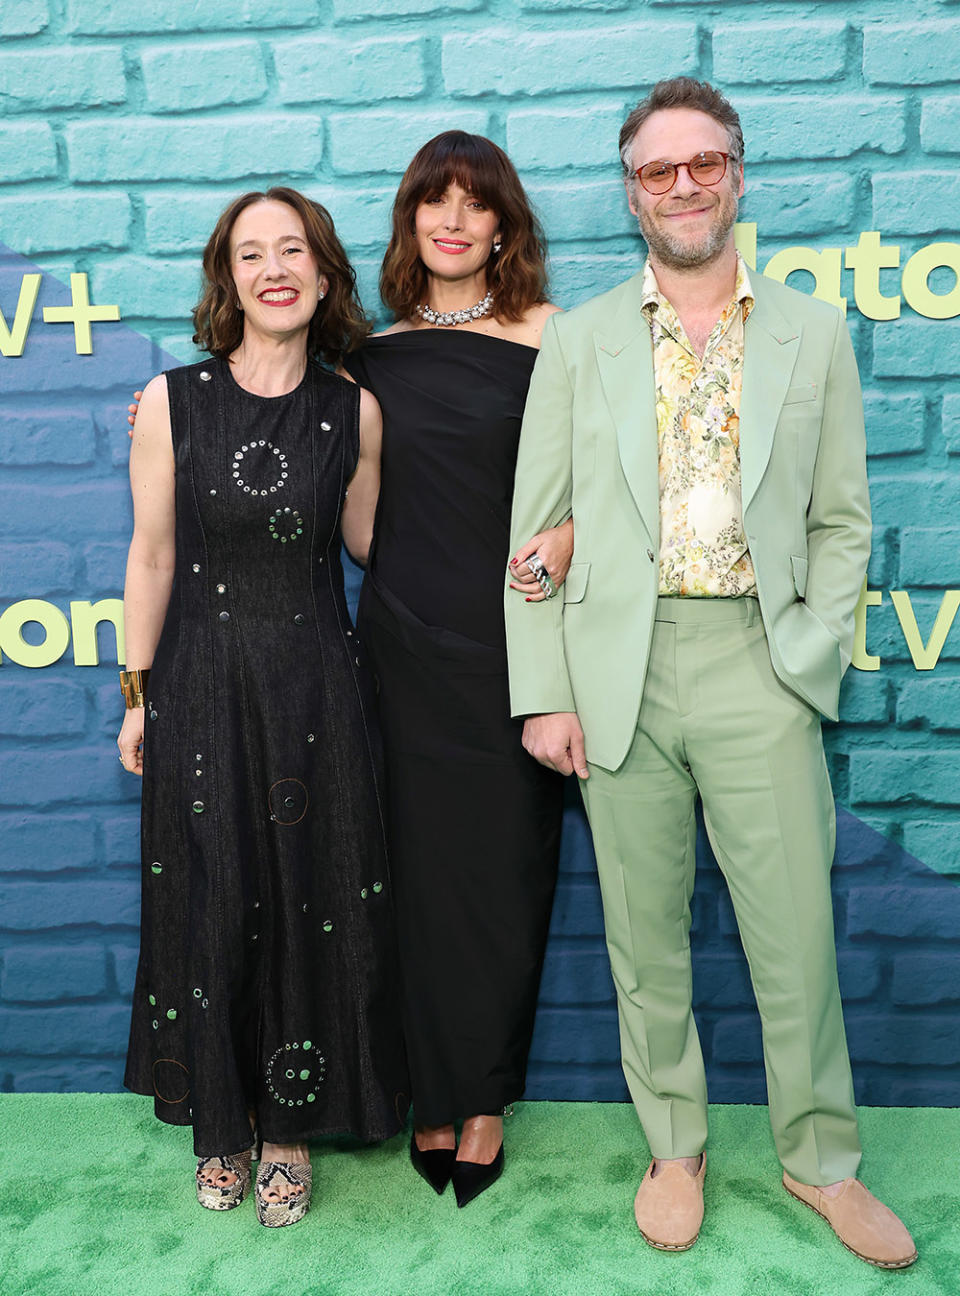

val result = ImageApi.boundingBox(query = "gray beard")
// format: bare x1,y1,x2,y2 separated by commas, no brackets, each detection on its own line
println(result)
638,193,738,271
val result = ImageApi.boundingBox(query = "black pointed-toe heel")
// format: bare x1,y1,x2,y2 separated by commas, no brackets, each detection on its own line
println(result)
410,1133,456,1195
452,1144,504,1209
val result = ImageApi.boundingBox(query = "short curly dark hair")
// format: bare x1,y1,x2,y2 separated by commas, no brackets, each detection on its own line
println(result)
192,187,370,366
619,77,744,177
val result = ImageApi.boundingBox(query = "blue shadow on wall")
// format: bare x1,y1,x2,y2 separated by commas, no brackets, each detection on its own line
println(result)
2,243,958,1106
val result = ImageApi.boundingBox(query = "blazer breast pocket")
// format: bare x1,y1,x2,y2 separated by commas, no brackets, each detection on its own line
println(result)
782,383,818,406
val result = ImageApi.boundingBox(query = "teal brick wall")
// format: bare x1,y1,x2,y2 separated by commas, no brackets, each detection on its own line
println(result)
2,0,960,1102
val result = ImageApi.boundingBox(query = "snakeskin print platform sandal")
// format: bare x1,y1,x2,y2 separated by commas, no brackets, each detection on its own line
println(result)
255,1160,312,1227
196,1150,252,1211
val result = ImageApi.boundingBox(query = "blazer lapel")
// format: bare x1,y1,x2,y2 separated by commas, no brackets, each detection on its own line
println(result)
740,278,801,514
594,274,659,546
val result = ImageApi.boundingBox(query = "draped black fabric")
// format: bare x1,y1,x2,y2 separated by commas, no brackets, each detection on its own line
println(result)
345,331,562,1125
124,358,408,1156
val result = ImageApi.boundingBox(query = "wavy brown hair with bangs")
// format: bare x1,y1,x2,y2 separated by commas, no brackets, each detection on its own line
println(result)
192,187,370,366
379,132,548,323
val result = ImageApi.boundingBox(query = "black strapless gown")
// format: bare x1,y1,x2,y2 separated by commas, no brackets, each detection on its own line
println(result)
124,358,408,1156
345,331,562,1125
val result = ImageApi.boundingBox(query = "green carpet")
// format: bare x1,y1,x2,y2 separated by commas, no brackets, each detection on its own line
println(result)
0,1097,955,1296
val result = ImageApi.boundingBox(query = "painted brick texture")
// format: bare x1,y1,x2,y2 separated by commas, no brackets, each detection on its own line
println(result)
1,0,959,1110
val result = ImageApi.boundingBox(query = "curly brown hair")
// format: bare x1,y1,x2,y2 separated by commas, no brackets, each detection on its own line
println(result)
192,187,370,365
379,132,548,324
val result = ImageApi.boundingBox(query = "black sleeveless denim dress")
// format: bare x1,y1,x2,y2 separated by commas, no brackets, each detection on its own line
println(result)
123,358,408,1157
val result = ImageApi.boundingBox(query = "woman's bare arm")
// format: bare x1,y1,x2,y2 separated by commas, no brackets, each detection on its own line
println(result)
118,374,176,774
340,386,382,567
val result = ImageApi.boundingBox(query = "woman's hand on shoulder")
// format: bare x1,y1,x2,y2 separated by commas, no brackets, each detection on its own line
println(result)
508,516,574,601
127,389,144,437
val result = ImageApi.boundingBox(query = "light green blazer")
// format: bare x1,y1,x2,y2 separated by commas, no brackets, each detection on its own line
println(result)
504,269,871,773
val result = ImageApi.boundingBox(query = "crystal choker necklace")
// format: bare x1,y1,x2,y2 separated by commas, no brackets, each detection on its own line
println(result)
415,290,494,327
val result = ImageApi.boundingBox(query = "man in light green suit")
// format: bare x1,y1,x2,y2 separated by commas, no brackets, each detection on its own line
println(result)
505,78,916,1268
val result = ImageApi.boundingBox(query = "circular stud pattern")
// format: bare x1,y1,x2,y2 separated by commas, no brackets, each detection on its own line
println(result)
149,994,156,1006
268,507,304,543
372,881,383,894
265,1042,326,1105
322,920,333,933
151,862,162,875
232,441,289,498
193,987,203,999
192,564,200,573
192,800,204,814
166,1009,177,1021
199,371,211,382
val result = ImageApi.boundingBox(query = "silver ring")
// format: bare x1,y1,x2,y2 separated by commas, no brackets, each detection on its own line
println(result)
118,754,125,765
526,553,545,578
539,572,557,599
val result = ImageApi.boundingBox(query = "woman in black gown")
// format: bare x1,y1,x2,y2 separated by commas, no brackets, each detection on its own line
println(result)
118,189,407,1227
344,133,572,1206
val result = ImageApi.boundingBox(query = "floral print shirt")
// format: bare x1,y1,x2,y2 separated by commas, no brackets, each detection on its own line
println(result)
641,254,758,598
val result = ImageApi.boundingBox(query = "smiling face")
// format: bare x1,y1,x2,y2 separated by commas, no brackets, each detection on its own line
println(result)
625,107,744,272
230,199,327,337
414,181,500,287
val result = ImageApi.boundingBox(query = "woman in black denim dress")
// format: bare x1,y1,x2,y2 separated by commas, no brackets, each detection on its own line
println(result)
118,188,407,1228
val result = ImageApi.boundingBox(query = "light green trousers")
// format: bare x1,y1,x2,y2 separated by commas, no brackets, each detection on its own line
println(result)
580,597,862,1186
